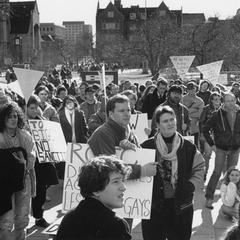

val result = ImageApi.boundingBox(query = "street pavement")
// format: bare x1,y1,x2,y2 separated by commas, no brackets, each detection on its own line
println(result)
26,151,238,240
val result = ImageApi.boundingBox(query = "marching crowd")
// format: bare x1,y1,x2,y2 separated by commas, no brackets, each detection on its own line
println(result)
1,66,240,240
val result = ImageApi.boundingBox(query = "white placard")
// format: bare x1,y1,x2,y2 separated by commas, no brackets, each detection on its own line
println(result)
28,120,67,163
129,113,148,144
197,60,223,86
62,143,155,219
13,68,43,101
170,55,195,78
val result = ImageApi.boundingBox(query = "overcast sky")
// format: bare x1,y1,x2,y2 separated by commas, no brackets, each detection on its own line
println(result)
11,0,240,34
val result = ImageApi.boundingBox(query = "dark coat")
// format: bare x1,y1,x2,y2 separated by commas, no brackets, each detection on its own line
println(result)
0,148,26,215
56,197,131,240
141,137,197,214
142,88,167,119
59,108,88,143
88,118,141,180
203,108,240,150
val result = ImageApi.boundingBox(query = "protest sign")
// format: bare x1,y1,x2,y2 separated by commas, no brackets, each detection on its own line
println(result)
13,68,44,101
218,74,228,85
170,55,195,79
129,113,148,144
8,80,24,98
196,60,223,86
28,120,67,163
62,143,155,219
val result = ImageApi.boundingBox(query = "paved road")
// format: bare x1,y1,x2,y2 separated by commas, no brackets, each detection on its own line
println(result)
25,151,237,240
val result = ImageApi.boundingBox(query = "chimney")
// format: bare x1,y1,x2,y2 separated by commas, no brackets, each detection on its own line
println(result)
114,0,122,9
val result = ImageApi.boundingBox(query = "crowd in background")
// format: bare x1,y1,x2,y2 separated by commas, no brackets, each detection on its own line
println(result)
1,64,240,239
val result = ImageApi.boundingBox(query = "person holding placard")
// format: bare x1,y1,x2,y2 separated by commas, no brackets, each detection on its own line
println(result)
56,156,132,240
141,105,205,240
26,95,59,228
88,94,158,230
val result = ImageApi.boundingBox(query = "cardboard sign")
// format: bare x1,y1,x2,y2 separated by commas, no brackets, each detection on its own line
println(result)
28,120,67,163
13,68,44,101
62,143,155,219
196,60,223,86
170,55,195,78
129,113,148,144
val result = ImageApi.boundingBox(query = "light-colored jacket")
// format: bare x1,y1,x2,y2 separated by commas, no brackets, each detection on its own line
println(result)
182,94,204,134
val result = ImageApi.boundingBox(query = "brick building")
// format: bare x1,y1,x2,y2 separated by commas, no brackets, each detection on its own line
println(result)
96,0,205,62
0,0,41,67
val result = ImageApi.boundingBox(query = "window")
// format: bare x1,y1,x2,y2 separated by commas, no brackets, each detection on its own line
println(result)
108,11,114,18
47,27,49,31
140,12,146,20
102,22,119,30
159,10,166,17
130,12,136,20
50,27,53,31
129,24,136,31
42,27,45,31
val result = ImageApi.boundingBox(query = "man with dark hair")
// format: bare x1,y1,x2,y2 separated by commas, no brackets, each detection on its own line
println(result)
151,85,190,137
56,156,132,240
141,105,204,240
88,94,157,229
142,78,168,119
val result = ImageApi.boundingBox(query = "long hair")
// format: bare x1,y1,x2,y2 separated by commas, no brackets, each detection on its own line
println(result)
0,102,25,132
58,95,79,111
222,166,240,189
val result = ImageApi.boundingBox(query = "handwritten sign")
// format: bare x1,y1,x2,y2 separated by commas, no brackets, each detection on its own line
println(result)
170,55,195,78
129,113,148,144
29,120,67,163
62,143,155,219
197,60,223,86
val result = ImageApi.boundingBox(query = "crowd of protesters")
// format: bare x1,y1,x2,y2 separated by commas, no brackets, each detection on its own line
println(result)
1,64,240,239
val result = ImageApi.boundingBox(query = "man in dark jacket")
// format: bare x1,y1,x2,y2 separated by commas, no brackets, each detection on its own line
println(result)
203,92,240,209
56,156,132,240
141,105,204,240
142,78,167,119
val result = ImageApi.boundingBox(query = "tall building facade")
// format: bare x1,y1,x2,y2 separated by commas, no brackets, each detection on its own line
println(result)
63,21,85,45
